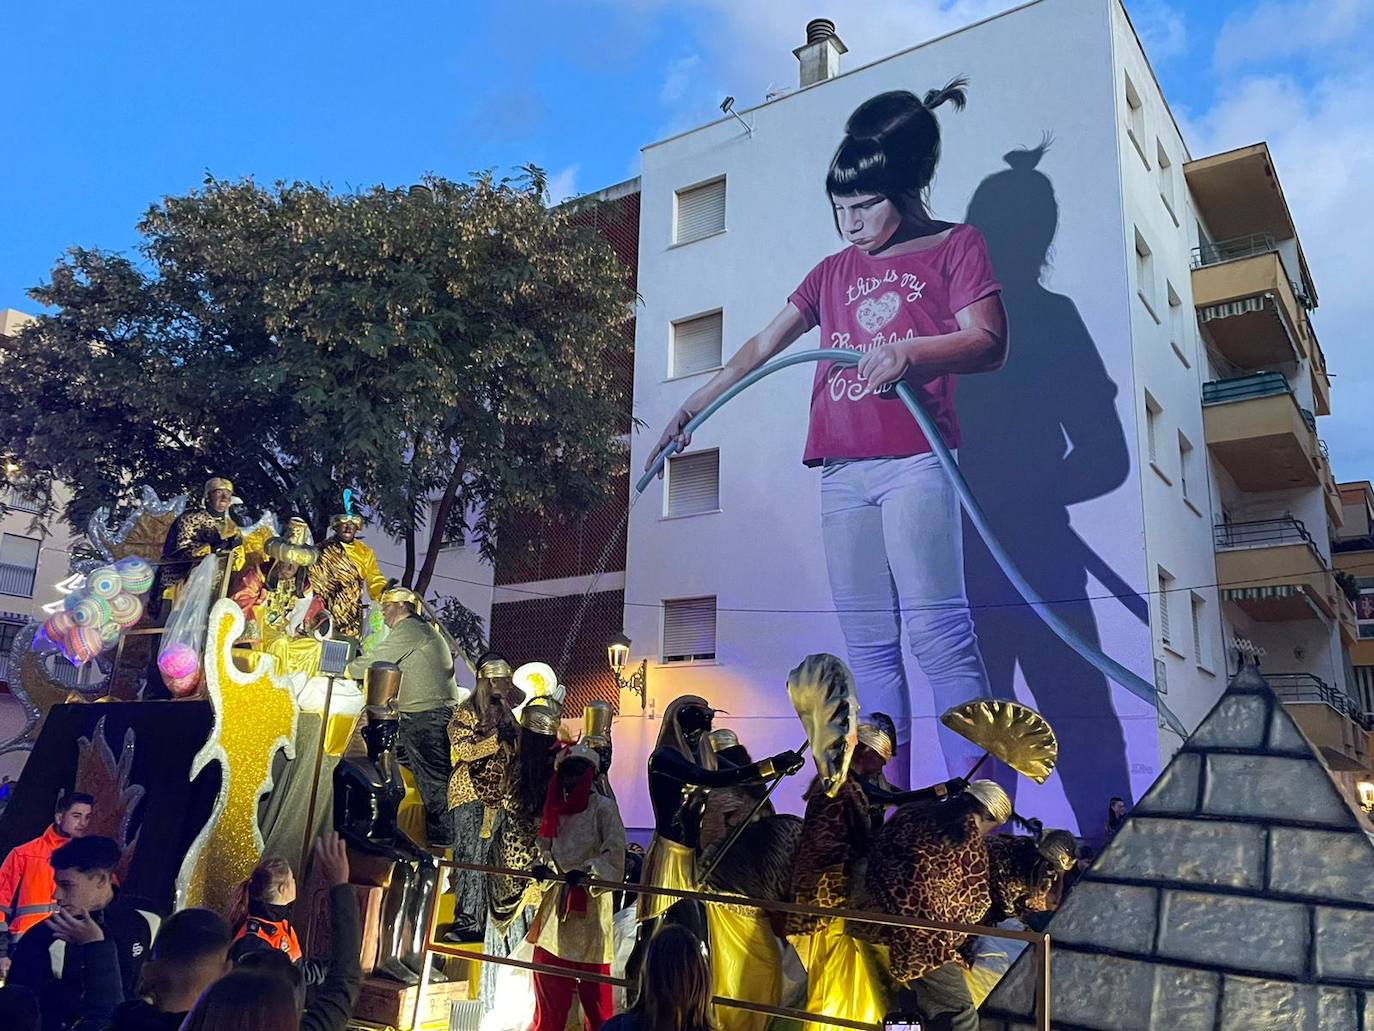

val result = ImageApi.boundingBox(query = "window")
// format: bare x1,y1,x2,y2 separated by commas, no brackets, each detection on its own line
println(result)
0,533,39,598
1134,228,1157,320
428,501,463,550
1124,73,1149,167
666,450,720,516
662,596,716,662
1144,392,1164,476
1157,141,1177,221
1190,592,1212,670
1157,567,1175,650
0,619,21,656
674,178,726,244
671,311,724,378
1178,431,1198,508
1166,281,1190,367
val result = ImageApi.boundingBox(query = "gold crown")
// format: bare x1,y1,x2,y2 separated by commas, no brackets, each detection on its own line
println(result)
204,476,234,495
521,698,564,735
583,701,613,741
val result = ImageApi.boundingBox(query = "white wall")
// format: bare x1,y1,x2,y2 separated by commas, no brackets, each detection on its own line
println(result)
616,0,1170,834
1110,1,1228,748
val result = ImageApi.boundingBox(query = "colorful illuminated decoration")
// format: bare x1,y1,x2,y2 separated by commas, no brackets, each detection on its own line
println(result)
175,598,300,913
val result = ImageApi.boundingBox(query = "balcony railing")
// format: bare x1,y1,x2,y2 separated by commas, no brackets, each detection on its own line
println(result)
1214,517,1315,551
1268,672,1371,730
1192,232,1278,269
0,562,37,598
0,487,41,515
1201,371,1290,406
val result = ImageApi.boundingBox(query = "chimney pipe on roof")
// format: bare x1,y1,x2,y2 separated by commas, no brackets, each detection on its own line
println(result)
794,18,847,88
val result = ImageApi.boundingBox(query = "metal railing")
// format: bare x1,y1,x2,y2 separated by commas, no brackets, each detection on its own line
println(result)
1214,517,1315,551
414,857,1054,1031
1201,371,1290,406
1300,408,1317,434
1268,672,1371,730
1191,232,1277,269
0,562,37,598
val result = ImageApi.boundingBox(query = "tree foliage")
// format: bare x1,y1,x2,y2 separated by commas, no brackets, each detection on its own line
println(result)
0,170,636,597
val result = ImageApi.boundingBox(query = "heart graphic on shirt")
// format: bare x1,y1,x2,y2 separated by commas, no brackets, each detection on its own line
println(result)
855,291,901,335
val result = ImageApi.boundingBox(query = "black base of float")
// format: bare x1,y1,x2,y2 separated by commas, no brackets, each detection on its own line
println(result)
0,701,219,913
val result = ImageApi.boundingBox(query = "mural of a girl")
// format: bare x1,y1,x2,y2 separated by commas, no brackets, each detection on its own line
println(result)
649,80,1006,783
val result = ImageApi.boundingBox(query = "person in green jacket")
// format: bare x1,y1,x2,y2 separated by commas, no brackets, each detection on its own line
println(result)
345,586,462,848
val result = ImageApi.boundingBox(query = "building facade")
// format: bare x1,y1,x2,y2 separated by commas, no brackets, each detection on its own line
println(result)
559,0,1360,835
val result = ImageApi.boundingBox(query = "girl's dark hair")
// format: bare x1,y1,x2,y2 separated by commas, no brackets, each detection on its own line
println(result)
826,78,968,223
629,924,715,1031
507,726,559,816
179,970,299,1031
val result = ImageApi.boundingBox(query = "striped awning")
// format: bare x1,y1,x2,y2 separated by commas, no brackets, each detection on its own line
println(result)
1199,293,1272,324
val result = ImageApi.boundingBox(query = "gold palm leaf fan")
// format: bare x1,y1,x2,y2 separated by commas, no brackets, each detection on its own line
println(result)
940,699,1058,784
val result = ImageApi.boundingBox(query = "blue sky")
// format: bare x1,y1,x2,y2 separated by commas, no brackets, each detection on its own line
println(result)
3,0,1370,473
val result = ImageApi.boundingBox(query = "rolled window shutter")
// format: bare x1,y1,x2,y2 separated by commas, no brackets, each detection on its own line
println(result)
663,597,717,661
675,180,726,243
667,451,720,516
672,312,723,377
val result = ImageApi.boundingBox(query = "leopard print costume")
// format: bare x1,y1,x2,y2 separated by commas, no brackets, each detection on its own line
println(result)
447,705,510,810
487,805,543,927
785,776,871,936
985,834,1058,925
857,807,991,982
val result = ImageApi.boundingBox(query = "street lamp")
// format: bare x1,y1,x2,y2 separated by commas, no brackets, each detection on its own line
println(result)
608,632,648,710
1358,781,1374,814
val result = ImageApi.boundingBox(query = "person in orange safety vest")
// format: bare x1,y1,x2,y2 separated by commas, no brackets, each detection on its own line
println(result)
228,856,303,964
0,791,94,976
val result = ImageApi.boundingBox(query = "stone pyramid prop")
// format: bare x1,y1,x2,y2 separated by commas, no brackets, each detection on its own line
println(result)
981,659,1374,1030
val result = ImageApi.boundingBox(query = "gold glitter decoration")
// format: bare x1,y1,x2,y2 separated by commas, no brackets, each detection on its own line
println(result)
175,598,299,912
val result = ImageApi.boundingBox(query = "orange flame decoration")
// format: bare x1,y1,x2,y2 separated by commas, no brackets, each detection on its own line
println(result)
75,716,145,883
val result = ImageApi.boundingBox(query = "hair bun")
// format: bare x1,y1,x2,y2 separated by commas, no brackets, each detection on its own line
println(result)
922,76,969,112
1003,133,1054,172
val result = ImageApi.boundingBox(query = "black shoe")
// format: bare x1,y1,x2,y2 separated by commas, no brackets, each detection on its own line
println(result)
442,924,483,944
375,957,421,986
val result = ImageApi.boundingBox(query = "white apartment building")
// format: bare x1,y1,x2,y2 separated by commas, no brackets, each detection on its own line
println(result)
608,0,1350,834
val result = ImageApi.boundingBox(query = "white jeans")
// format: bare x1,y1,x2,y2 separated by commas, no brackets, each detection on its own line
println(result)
820,452,991,775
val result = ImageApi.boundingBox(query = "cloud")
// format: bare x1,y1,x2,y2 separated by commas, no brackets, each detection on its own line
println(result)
660,53,701,104
1213,0,1372,71
1129,0,1189,62
1185,67,1374,477
545,164,580,206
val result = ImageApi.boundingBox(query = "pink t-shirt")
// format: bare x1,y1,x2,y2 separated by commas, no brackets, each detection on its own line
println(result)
788,222,1001,466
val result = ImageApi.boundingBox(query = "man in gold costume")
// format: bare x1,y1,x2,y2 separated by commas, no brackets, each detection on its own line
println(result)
311,511,386,641
152,476,242,614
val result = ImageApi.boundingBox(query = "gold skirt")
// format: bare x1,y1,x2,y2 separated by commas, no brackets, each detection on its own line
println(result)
792,920,893,1030
706,901,782,1031
637,834,697,923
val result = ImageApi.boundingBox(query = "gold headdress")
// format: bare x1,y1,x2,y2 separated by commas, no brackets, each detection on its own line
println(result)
1037,829,1078,872
379,586,423,611
856,722,894,762
204,477,234,497
330,513,365,531
521,697,564,736
477,655,514,680
965,780,1013,825
583,701,613,745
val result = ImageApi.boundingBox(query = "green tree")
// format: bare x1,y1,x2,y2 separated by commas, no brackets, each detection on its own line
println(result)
0,170,635,604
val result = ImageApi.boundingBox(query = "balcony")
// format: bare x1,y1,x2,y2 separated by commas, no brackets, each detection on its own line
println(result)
0,562,37,598
1202,373,1320,491
1338,590,1359,647
1268,671,1369,771
1,487,41,515
1215,518,1336,623
1309,329,1332,417
1192,235,1307,370
1317,443,1344,529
